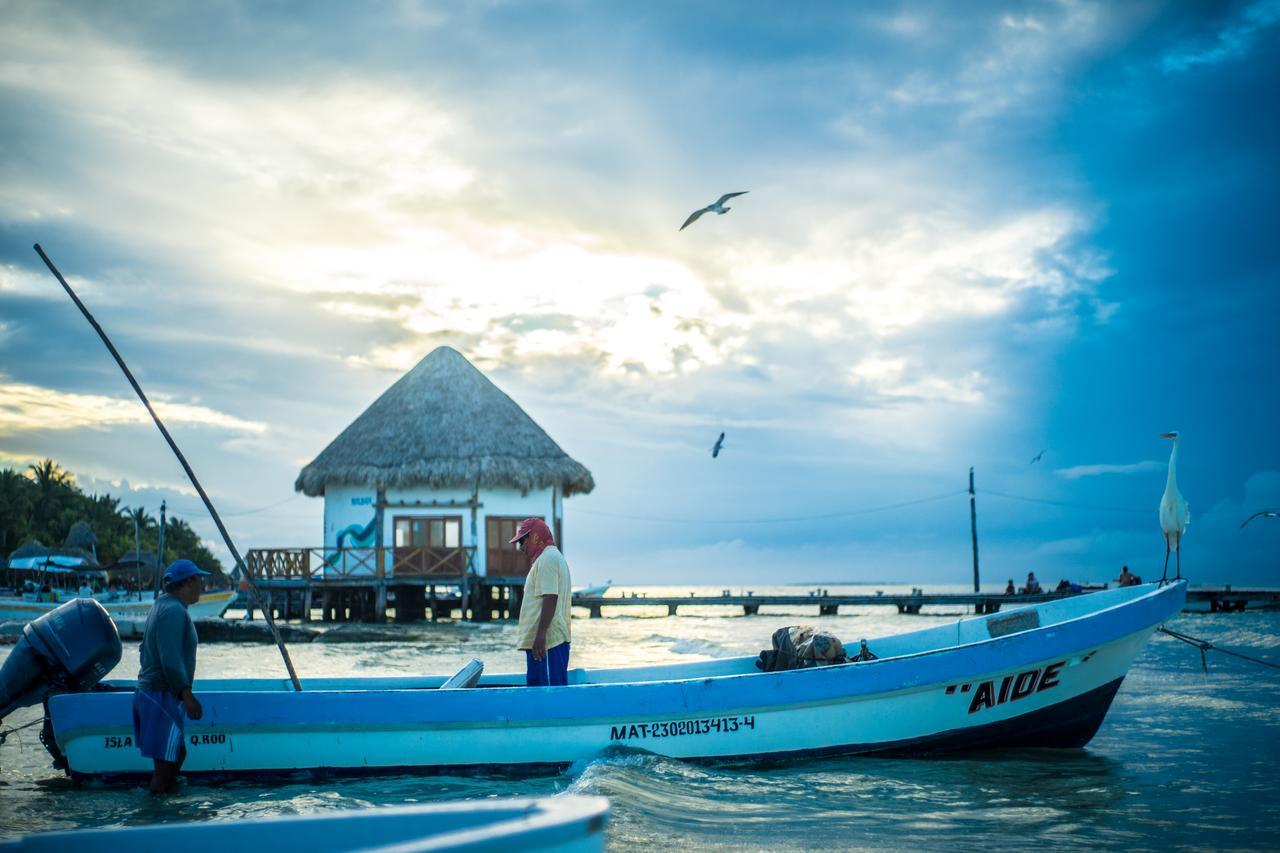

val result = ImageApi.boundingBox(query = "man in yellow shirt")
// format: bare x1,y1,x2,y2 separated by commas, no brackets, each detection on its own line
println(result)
510,518,572,686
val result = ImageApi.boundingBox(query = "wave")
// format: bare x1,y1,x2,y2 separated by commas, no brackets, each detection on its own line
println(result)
644,634,737,658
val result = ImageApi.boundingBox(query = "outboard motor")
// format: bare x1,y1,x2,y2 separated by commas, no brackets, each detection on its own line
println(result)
0,598,122,724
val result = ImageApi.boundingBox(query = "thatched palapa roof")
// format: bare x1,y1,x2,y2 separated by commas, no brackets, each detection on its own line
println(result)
295,347,594,498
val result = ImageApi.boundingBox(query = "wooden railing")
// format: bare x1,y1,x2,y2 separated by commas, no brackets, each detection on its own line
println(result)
245,547,476,580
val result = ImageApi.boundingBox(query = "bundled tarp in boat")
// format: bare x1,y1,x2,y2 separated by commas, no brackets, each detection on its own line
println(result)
756,625,847,672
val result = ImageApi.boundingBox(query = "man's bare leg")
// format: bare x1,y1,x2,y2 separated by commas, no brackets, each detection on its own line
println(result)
148,747,186,795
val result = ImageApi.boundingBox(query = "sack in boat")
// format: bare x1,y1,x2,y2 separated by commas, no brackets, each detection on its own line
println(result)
755,625,847,672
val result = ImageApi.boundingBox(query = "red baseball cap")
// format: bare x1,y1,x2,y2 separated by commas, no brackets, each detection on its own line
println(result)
508,518,551,544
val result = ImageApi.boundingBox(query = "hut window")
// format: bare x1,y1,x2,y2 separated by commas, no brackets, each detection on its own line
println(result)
391,516,465,578
394,517,461,549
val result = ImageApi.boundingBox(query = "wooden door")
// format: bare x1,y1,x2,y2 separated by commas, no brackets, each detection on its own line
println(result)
485,516,543,579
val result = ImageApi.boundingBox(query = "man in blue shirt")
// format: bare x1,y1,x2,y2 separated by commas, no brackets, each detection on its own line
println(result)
133,559,206,795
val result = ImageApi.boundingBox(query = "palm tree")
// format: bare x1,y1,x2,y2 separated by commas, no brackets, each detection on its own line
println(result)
125,506,157,535
28,459,73,492
0,468,36,554
27,459,75,541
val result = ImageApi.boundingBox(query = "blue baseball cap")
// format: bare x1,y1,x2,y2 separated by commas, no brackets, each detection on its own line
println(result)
163,559,209,587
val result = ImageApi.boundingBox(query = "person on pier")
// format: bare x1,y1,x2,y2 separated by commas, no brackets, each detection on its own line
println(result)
1116,565,1142,587
1023,572,1042,594
133,559,206,795
511,518,572,687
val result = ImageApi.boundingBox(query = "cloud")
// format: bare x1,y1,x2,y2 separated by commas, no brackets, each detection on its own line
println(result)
0,379,266,436
1161,0,1280,73
11,2,1251,583
1055,460,1166,480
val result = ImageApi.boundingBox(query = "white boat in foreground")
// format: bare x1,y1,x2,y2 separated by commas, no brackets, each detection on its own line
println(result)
41,581,1185,780
0,796,609,853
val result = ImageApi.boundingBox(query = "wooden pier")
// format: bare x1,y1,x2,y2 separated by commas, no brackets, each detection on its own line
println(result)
572,586,1280,618
241,548,1280,623
244,546,531,623
573,590,1063,618
241,584,1280,623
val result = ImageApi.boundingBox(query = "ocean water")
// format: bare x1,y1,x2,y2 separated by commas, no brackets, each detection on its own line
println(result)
2,584,1278,851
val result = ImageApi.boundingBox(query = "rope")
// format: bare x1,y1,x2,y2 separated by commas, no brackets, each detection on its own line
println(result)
0,718,42,745
1157,626,1280,674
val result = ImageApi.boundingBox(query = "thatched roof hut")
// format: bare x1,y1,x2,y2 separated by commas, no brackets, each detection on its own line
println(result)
64,520,98,559
295,347,594,498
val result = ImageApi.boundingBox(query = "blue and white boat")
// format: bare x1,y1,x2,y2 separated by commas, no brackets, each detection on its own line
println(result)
36,581,1185,780
0,796,609,852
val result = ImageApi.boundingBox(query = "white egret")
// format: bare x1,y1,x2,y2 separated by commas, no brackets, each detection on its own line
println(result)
1158,431,1190,582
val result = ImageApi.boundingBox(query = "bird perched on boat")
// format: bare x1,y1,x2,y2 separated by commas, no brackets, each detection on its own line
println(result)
680,192,748,231
1030,449,1047,464
1158,431,1190,583
711,432,726,459
1242,510,1280,528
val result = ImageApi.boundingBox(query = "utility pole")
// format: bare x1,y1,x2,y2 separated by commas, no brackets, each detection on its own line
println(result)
969,466,980,593
132,512,141,599
156,500,167,591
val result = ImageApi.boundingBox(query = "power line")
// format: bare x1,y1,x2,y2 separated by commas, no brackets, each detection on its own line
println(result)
573,490,967,525
979,489,1150,514
980,489,1251,516
167,494,302,518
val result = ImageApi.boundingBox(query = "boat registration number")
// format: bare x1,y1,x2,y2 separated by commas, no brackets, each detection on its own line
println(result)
610,716,756,741
102,733,230,749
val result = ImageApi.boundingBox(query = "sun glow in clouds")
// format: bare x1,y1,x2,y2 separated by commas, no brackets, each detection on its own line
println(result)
0,380,266,436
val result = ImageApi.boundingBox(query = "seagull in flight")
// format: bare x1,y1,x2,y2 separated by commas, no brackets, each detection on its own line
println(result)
711,432,726,459
680,192,748,231
1242,510,1280,528
1030,449,1047,464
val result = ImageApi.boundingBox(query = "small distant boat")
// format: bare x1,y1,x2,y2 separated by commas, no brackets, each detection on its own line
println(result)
573,581,612,598
0,558,232,624
0,796,609,853
0,586,233,624
36,582,1184,780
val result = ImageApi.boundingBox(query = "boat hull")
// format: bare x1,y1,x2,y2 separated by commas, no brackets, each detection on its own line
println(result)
0,591,233,624
48,582,1185,780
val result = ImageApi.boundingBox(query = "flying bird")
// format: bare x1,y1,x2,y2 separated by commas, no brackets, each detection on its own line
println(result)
1030,449,1047,464
1242,510,1280,528
680,192,749,231
1158,431,1190,583
711,432,726,459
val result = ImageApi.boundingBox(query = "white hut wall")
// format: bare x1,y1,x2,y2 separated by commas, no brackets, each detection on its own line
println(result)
320,485,555,579
322,485,380,577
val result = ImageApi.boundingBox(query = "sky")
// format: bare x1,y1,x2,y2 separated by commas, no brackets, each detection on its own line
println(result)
1,0,1277,586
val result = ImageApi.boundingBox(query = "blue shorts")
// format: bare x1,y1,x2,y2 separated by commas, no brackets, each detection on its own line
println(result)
132,689,185,763
525,642,570,686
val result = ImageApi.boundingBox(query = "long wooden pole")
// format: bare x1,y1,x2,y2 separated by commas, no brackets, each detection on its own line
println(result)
969,466,980,593
33,243,303,691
